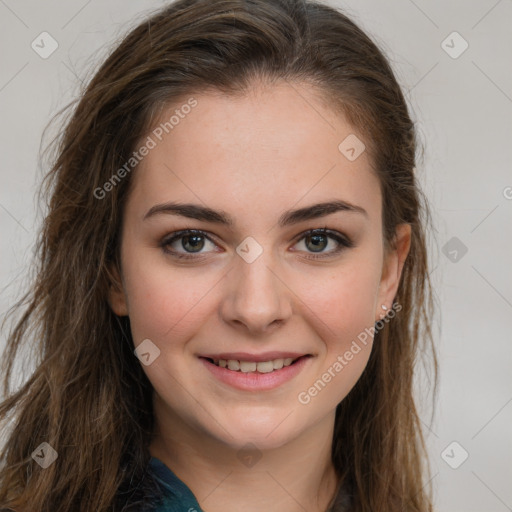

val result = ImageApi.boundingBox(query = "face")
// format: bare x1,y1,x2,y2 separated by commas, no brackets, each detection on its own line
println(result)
109,81,410,451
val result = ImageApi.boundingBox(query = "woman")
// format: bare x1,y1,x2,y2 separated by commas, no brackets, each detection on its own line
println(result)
0,0,437,510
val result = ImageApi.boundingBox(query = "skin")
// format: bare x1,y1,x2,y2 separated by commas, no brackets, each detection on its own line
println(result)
109,80,411,512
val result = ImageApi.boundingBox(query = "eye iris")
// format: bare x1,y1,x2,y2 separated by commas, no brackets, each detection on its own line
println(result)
306,233,327,252
183,234,205,252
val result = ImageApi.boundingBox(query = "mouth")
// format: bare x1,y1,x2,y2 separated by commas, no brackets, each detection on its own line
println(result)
200,355,310,374
198,353,313,391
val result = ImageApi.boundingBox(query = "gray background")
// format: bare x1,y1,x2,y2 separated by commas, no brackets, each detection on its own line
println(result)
1,1,511,510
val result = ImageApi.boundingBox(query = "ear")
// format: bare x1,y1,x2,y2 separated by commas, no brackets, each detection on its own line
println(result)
375,223,411,321
107,262,129,317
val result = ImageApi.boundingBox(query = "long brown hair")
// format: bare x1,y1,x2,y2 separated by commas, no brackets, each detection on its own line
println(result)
0,0,438,510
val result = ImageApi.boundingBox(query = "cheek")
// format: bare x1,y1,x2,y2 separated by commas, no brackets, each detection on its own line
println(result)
290,255,381,404
293,257,381,342
121,254,219,343
295,271,378,410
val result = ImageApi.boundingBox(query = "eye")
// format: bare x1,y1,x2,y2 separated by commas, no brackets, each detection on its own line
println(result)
291,228,354,259
160,227,354,261
160,229,218,259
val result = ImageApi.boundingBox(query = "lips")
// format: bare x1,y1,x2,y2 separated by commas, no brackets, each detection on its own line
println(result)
199,353,312,391
197,349,313,391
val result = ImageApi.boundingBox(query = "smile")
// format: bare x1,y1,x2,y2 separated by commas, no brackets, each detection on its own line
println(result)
199,354,313,391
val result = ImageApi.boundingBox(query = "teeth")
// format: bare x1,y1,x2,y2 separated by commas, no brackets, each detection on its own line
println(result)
214,357,300,373
256,361,274,373
227,360,240,371
272,359,284,370
240,361,257,373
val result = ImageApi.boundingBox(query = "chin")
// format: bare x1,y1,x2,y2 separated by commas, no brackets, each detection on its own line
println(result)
206,408,306,451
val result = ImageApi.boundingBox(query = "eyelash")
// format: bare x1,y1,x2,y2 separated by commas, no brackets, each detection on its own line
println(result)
159,228,354,261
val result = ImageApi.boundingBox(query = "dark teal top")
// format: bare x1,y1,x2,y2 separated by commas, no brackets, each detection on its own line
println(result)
146,456,351,511
149,456,205,511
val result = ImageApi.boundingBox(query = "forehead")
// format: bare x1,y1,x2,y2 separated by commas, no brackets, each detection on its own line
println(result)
128,82,381,226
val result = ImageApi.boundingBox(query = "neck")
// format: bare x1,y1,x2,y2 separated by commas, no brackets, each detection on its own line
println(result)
149,395,339,512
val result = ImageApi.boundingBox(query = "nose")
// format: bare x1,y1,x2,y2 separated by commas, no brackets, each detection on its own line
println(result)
220,250,293,336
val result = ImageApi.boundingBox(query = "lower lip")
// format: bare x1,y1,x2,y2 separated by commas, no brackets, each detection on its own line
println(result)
200,356,312,391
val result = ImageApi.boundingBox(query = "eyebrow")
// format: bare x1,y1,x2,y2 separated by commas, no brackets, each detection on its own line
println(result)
143,199,368,227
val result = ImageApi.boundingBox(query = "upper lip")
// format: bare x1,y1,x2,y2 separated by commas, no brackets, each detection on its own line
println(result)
199,352,309,362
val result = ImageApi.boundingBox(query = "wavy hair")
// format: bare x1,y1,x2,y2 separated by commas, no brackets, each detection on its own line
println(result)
0,0,438,510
